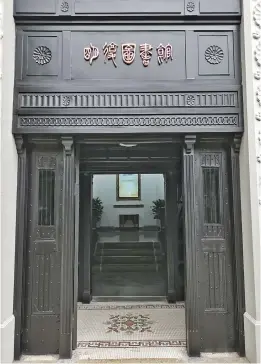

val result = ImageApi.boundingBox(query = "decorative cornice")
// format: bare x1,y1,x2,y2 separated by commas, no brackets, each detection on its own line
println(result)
18,92,239,109
18,115,240,128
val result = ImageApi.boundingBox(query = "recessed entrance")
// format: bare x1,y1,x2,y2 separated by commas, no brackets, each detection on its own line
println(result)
75,142,186,358
77,140,184,304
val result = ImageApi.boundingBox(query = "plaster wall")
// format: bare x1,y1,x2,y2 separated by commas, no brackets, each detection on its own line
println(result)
0,0,17,362
93,174,164,228
239,0,261,362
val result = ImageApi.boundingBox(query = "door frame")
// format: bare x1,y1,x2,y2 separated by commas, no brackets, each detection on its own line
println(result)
77,139,182,303
13,133,244,359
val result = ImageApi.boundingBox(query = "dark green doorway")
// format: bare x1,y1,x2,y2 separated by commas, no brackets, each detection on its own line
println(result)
77,141,184,303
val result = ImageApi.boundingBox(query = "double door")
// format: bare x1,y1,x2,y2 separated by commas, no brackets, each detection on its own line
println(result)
19,139,238,358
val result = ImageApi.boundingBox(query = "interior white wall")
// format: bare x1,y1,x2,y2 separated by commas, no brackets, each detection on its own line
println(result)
93,174,164,227
239,0,261,363
0,0,17,363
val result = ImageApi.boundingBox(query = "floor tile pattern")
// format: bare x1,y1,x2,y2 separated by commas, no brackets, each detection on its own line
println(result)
19,302,248,363
77,302,186,347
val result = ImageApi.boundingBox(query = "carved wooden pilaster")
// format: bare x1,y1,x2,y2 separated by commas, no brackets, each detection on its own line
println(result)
230,134,245,356
13,135,28,360
59,137,75,359
165,170,178,303
82,173,93,303
183,135,200,356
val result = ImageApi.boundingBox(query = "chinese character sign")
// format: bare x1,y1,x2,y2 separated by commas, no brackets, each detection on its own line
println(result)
84,43,99,65
103,42,118,67
122,43,136,65
139,43,153,67
156,43,173,65
83,42,173,67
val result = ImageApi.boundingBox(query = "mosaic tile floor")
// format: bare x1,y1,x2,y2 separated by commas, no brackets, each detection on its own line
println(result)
19,302,248,363
77,302,186,348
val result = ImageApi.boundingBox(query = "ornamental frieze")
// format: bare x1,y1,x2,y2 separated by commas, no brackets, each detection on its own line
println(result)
18,92,239,109
18,115,239,128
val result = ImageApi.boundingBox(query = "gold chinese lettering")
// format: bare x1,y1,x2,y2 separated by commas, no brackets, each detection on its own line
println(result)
156,43,173,65
84,43,99,65
103,42,118,67
122,43,136,65
140,43,153,67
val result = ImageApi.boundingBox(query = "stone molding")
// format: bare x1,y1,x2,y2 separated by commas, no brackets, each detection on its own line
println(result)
18,92,239,109
253,0,261,207
18,115,240,128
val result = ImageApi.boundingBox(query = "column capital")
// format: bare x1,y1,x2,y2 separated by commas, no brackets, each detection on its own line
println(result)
14,135,25,154
232,134,242,154
61,137,74,155
184,135,196,155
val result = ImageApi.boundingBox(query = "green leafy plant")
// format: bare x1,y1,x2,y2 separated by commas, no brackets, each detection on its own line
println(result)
151,199,165,220
92,197,104,226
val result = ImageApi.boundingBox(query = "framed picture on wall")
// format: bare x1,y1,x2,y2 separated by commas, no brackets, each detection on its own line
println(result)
116,174,141,200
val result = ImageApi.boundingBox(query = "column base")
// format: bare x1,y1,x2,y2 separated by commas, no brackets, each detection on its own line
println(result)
82,291,92,303
1,315,15,363
244,312,261,363
167,291,176,303
59,333,72,359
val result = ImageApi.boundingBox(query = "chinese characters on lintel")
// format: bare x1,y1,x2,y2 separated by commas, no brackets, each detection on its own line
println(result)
83,42,173,67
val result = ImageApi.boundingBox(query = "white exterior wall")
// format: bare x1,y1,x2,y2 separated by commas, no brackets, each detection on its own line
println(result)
93,174,164,228
0,0,17,363
240,0,261,362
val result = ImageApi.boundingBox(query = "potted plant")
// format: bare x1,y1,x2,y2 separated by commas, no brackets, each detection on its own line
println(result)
151,199,165,228
92,197,104,228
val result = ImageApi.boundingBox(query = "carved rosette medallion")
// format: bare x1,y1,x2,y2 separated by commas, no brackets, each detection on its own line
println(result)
62,96,72,107
186,1,195,12
33,46,52,65
61,1,69,12
186,95,196,106
205,45,224,65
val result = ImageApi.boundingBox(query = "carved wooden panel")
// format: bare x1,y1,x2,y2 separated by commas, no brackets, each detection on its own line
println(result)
15,0,57,14
16,28,239,83
203,251,226,311
20,32,62,81
187,31,237,80
74,0,184,14
24,151,62,354
70,30,186,81
199,0,240,14
195,148,235,351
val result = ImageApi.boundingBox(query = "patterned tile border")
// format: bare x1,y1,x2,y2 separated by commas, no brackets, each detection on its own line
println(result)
77,340,187,348
78,303,185,310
